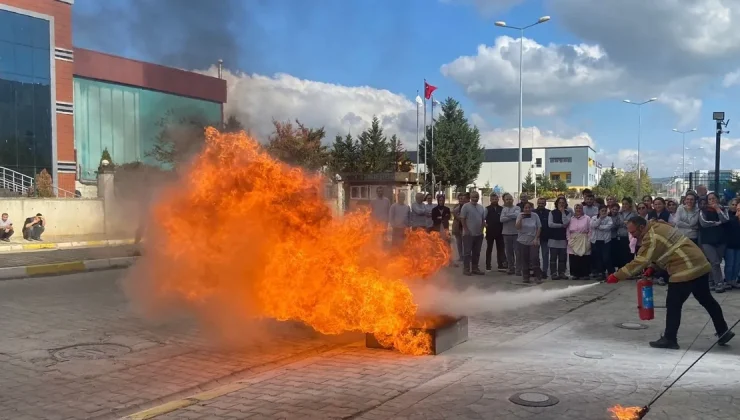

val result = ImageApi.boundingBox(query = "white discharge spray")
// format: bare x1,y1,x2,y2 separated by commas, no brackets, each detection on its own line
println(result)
413,283,601,317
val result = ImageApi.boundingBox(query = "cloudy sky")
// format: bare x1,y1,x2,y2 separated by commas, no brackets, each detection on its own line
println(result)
72,0,740,177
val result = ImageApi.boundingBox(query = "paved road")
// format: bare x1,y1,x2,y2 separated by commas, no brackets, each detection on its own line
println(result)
0,245,139,268
0,265,738,420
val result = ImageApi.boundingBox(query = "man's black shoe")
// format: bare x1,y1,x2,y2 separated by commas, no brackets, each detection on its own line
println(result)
717,330,735,346
472,270,485,276
649,336,680,350
463,271,472,276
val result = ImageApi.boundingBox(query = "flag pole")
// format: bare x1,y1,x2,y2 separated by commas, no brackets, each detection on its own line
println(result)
431,94,435,195
415,90,420,188
423,80,428,191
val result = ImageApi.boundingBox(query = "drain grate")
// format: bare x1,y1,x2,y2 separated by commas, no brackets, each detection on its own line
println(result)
52,343,131,361
509,392,559,407
574,350,613,359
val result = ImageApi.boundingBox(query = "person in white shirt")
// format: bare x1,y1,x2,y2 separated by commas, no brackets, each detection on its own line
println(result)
388,192,411,247
369,187,391,226
0,213,14,242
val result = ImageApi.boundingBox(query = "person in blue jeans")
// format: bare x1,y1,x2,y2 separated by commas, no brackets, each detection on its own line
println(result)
724,200,740,289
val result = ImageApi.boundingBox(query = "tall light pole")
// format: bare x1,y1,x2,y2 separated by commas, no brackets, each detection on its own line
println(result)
622,98,657,197
495,15,551,197
672,128,696,189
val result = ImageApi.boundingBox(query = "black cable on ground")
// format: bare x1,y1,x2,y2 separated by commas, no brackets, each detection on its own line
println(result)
642,317,740,414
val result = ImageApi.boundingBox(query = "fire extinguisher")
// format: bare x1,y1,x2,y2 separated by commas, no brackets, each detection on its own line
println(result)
637,278,654,321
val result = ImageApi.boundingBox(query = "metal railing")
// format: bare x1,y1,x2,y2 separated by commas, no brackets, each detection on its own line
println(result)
0,166,34,195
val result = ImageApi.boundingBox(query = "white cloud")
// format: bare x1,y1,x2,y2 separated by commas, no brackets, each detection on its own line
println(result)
480,126,594,148
659,94,702,127
203,67,420,148
722,70,740,87
441,36,624,117
200,67,593,153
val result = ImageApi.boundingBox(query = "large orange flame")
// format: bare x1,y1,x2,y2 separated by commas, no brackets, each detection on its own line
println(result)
608,405,644,420
136,128,450,355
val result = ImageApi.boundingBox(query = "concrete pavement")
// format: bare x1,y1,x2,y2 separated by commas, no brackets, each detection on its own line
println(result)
0,264,738,420
0,245,139,280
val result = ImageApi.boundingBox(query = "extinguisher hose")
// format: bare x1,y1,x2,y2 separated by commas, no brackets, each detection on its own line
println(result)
645,317,740,409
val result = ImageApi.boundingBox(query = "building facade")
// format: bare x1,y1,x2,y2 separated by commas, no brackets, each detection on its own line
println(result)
0,0,226,196
544,146,600,190
688,169,740,193
408,145,599,195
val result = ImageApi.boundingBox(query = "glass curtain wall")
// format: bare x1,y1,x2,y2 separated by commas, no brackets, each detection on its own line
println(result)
74,78,221,182
0,9,52,178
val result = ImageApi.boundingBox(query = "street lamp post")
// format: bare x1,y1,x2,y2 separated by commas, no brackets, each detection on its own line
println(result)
495,15,550,197
622,98,658,198
672,128,696,192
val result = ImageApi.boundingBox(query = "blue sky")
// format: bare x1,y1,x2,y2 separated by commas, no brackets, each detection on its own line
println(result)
71,0,740,177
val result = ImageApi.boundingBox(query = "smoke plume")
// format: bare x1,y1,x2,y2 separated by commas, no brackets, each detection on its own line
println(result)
413,283,601,318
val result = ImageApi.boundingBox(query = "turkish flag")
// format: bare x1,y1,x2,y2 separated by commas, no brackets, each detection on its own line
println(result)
424,81,437,99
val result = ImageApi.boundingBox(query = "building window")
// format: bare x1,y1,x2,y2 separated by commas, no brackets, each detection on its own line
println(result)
566,173,572,183
0,10,52,178
550,174,560,181
549,157,572,163
73,78,222,181
535,158,542,168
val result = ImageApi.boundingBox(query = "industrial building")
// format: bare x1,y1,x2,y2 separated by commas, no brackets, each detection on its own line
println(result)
0,0,227,196
409,145,601,194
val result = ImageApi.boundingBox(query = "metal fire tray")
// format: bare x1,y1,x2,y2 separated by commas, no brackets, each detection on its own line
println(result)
365,316,468,355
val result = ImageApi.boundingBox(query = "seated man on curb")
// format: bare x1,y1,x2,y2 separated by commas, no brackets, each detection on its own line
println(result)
0,213,13,242
22,213,45,241
607,217,735,349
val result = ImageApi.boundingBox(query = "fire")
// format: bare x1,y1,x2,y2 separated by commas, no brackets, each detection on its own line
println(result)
137,128,450,355
608,405,645,420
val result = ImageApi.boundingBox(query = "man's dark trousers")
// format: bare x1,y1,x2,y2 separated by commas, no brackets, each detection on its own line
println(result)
664,274,729,341
463,234,484,273
485,233,505,269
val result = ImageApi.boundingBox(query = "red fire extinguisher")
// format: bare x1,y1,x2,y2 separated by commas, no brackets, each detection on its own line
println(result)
637,278,654,321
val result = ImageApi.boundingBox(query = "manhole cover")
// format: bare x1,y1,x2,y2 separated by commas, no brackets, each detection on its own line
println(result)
574,350,613,359
615,322,648,330
509,392,559,407
52,344,131,361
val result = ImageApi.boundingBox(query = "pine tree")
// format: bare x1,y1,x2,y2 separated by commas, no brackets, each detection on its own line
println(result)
421,97,484,190
389,134,412,172
266,119,329,171
522,171,535,193
329,133,360,174
356,116,390,173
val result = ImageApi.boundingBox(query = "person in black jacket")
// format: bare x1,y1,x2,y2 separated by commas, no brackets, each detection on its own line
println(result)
534,197,551,277
485,193,506,271
723,200,740,289
699,192,730,292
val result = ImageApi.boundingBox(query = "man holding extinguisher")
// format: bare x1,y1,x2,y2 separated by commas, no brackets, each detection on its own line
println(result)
607,217,735,349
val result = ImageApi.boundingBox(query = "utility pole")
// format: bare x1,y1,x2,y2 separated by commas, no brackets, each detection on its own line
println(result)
712,112,729,192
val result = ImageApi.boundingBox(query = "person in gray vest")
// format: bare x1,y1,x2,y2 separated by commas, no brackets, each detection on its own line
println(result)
460,191,487,276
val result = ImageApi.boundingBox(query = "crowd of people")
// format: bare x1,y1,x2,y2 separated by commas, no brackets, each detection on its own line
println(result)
369,185,740,291
368,184,738,349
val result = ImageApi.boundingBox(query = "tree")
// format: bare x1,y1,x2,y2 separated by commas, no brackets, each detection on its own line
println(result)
329,133,360,174
356,116,391,173
223,115,245,133
554,179,568,192
537,175,553,193
33,169,54,198
521,171,535,193
614,164,653,199
98,148,114,173
389,135,413,172
593,165,618,197
266,119,330,171
421,97,484,190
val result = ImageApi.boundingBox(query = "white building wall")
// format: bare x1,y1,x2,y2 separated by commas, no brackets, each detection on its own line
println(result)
474,161,530,195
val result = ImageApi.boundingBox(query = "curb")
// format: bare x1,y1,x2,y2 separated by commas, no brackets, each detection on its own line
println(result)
0,238,135,253
0,256,138,280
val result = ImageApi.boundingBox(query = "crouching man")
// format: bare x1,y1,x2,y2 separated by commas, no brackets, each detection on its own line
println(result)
607,217,735,349
23,213,45,241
